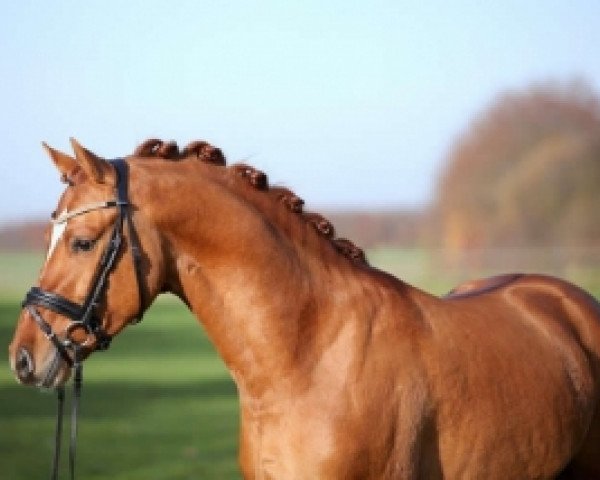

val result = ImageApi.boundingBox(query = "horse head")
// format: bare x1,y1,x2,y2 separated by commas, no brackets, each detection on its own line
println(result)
8,139,164,388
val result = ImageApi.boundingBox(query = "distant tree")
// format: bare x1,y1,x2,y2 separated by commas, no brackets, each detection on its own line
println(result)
434,79,600,249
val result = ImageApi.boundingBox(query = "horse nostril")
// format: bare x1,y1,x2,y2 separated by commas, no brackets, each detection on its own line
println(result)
15,347,34,382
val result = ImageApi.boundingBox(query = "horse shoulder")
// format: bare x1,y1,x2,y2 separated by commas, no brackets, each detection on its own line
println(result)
238,279,436,479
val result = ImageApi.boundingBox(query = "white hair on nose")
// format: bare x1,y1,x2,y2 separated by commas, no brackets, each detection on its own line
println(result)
46,210,67,261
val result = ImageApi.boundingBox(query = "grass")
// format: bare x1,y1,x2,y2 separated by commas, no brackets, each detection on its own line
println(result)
1,249,599,479
0,251,45,299
1,299,241,480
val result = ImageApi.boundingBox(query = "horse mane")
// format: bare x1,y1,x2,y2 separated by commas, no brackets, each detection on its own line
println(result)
132,139,368,265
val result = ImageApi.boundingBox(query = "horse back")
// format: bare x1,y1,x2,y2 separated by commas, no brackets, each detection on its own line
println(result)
415,273,600,479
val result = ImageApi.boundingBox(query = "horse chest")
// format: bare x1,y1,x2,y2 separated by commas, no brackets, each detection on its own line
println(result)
239,392,413,480
240,401,340,479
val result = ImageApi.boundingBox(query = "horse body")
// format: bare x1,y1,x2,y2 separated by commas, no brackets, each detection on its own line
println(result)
211,269,600,479
8,139,600,479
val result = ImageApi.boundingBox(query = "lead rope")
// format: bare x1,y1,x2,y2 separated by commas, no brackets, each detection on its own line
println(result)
50,348,83,480
69,348,83,480
51,387,65,480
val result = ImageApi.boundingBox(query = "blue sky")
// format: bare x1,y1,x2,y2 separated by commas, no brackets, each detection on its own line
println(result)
1,1,599,224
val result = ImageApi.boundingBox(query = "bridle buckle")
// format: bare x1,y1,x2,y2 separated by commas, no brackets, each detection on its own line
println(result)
64,322,95,349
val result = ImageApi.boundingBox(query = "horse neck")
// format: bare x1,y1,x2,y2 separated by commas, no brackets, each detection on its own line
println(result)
138,160,359,397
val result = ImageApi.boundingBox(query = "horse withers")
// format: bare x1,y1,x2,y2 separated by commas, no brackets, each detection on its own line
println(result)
9,139,600,479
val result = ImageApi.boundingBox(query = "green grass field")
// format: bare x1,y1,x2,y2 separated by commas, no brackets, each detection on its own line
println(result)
1,250,599,479
1,298,241,480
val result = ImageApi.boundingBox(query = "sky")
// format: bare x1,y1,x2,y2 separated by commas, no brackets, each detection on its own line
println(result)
1,1,599,224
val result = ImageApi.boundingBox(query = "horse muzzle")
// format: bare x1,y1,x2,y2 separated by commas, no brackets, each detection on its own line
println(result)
10,342,71,389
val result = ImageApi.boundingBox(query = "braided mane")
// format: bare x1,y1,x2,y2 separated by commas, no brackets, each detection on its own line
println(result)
133,139,367,265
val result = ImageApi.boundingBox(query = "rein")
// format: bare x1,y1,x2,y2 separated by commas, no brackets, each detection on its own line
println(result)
21,159,145,480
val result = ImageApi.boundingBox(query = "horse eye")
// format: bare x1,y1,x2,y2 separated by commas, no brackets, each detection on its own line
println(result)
72,238,96,253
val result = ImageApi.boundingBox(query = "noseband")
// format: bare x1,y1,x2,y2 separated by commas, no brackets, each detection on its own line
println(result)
21,158,146,480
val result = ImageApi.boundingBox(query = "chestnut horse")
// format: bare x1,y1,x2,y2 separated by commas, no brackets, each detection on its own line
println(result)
8,139,600,479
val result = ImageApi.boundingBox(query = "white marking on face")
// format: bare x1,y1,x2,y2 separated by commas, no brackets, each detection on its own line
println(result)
46,211,67,261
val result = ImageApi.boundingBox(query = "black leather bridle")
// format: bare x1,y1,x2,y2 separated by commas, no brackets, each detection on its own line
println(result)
21,158,146,480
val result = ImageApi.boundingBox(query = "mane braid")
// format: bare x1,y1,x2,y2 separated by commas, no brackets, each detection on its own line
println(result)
304,212,335,238
270,187,304,213
133,139,179,160
134,139,163,157
232,164,268,189
131,138,368,265
182,141,226,166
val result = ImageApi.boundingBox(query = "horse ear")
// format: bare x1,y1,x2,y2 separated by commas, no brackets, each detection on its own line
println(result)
69,137,111,184
42,142,79,184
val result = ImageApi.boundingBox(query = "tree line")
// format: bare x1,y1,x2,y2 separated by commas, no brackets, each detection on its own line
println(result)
432,79,600,249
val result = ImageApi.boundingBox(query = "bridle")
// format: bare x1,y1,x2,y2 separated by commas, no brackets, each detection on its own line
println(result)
21,158,146,480
23,158,145,357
